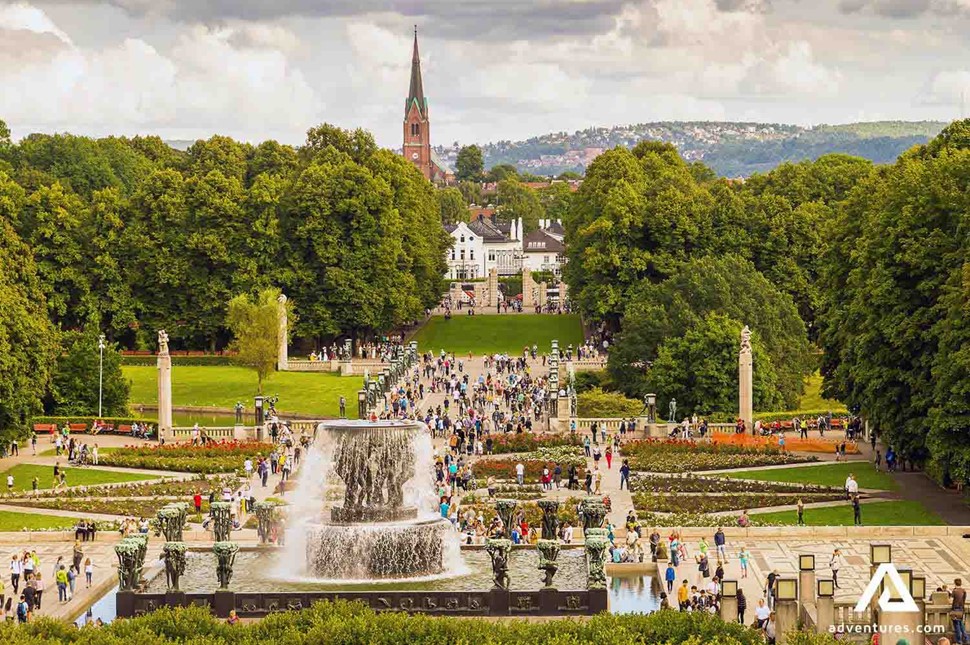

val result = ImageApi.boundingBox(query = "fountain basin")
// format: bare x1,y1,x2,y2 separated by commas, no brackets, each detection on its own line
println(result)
306,518,453,579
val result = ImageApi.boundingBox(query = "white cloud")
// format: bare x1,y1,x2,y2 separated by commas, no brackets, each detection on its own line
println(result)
928,69,970,105
0,1,70,41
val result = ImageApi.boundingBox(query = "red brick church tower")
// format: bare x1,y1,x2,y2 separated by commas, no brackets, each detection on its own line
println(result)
402,28,452,183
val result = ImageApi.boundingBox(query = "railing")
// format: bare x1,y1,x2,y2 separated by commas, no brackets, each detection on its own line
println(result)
170,426,237,439
834,602,872,628
572,417,643,433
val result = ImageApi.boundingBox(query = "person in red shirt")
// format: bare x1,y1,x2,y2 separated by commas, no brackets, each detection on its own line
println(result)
193,492,202,514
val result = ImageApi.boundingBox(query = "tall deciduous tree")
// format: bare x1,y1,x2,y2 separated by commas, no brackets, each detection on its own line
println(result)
46,329,130,416
0,175,59,441
455,145,484,182
495,179,543,233
437,186,467,224
227,288,287,394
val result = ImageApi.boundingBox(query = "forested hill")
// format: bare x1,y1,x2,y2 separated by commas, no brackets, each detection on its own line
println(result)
437,121,948,178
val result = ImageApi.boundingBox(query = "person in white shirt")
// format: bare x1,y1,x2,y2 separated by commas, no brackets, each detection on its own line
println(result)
845,474,859,500
244,458,253,479
563,524,574,543
830,548,846,588
515,462,525,485
755,598,771,627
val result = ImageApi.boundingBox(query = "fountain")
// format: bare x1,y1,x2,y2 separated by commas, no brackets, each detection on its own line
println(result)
303,419,456,580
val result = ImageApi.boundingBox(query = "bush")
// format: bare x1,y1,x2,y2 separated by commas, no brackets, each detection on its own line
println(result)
753,409,849,423
577,387,642,418
120,355,237,366
628,473,841,494
2,600,816,644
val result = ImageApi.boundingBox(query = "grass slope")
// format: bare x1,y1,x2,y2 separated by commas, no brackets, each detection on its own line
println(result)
753,500,943,526
0,510,78,531
1,463,157,492
123,366,361,417
412,314,584,355
721,462,897,491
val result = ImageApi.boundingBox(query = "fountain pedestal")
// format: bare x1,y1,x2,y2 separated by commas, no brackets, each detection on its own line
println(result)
305,420,452,580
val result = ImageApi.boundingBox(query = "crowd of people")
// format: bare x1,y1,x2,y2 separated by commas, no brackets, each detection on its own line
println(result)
4,545,95,623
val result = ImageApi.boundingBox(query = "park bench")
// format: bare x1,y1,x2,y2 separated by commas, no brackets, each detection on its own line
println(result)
69,423,88,433
118,424,133,434
33,423,56,434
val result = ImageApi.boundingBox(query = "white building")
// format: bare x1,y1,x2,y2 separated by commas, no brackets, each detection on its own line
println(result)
445,215,523,280
521,221,566,277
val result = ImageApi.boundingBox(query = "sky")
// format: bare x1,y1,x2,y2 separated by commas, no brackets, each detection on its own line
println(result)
1,0,969,148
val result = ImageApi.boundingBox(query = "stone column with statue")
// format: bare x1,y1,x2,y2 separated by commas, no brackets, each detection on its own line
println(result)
739,325,753,431
277,293,289,371
157,330,173,439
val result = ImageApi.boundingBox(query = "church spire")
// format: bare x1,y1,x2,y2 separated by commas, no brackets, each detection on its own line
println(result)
406,25,427,118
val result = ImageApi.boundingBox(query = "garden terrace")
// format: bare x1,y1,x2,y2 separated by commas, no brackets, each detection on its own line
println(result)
2,497,212,518
487,433,582,454
0,475,239,500
622,439,816,473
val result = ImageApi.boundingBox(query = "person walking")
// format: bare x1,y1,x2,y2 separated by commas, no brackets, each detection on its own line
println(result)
55,564,68,603
605,446,613,469
714,527,727,563
797,498,805,525
829,548,845,589
10,553,22,594
738,547,750,578
951,578,968,645
737,587,748,624
665,563,676,594
619,459,630,490
852,494,862,525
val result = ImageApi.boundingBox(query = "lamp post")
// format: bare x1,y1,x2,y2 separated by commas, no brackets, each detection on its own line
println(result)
97,334,106,418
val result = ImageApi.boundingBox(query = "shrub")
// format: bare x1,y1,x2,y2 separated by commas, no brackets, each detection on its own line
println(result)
2,600,820,644
577,387,642,418
628,473,841,495
120,355,237,367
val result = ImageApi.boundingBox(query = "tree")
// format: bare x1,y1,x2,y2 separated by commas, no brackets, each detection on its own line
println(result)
486,163,519,182
46,329,130,416
0,118,10,149
818,119,970,483
495,179,543,233
608,255,812,409
458,180,483,205
455,145,484,182
227,288,287,394
646,313,782,416
0,185,59,442
562,145,712,326
557,170,582,180
437,187,467,224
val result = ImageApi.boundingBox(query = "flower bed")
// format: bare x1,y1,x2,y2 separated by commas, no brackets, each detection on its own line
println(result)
472,446,586,483
623,439,815,473
628,473,841,495
0,475,239,500
3,498,209,518
632,492,845,514
98,440,273,473
634,511,759,528
487,433,582,454
710,433,860,454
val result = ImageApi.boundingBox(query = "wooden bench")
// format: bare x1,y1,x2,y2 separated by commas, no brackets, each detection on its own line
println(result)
118,424,133,434
69,423,88,433
33,423,56,434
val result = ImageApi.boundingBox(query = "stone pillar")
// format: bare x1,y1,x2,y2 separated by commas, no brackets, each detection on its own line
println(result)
774,598,799,645
538,282,548,310
816,594,834,633
738,325,753,431
522,268,535,309
277,293,288,372
157,330,173,439
798,555,816,609
488,267,499,308
720,595,738,624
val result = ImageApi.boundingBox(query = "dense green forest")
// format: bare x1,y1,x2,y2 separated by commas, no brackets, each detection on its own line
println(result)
563,119,970,485
0,119,449,441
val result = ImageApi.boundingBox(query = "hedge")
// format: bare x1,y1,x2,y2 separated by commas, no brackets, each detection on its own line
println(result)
753,409,849,423
30,416,157,429
120,355,236,367
0,600,839,644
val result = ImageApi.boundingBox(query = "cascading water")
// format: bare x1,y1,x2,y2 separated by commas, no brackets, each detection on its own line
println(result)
289,419,462,581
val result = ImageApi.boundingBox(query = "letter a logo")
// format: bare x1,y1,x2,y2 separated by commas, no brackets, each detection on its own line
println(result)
854,563,919,613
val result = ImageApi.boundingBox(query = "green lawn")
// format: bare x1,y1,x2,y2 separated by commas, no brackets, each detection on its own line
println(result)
411,314,584,355
0,510,78,531
753,500,944,526
722,462,897,491
123,365,361,417
39,447,119,457
797,373,846,411
1,463,158,492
